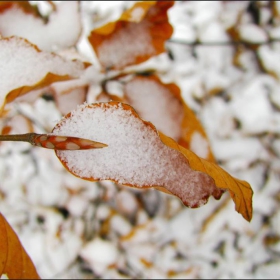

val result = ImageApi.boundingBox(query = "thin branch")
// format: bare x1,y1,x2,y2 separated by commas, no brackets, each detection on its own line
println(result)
167,38,280,47
0,133,36,143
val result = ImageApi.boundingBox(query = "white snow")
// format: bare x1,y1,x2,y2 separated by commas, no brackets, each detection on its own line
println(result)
66,195,88,217
212,137,268,167
53,102,221,208
199,21,230,43
258,44,280,79
190,132,209,159
80,238,119,276
54,87,86,115
230,76,276,134
239,23,268,43
110,214,132,236
124,77,184,140
116,190,138,214
0,1,280,279
129,7,145,22
95,21,156,69
0,2,82,52
0,37,84,109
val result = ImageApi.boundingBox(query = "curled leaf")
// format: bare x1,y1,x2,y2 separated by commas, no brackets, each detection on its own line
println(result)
53,102,253,221
88,1,174,70
0,213,40,279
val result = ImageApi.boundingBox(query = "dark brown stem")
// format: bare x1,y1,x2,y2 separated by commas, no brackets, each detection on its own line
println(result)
0,133,38,145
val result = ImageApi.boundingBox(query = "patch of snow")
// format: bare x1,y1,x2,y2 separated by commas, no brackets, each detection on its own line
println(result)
191,1,223,28
256,263,280,279
230,76,275,134
0,37,84,109
258,44,280,79
96,21,156,69
80,238,119,276
200,97,235,139
110,214,132,236
96,204,111,220
124,77,184,140
0,2,82,52
129,7,145,22
54,87,86,115
212,137,268,168
269,25,280,40
239,24,268,43
190,132,209,159
116,190,138,214
66,195,88,217
106,80,124,98
199,21,230,43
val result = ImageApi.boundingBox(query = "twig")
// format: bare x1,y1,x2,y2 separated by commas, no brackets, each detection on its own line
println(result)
0,133,108,150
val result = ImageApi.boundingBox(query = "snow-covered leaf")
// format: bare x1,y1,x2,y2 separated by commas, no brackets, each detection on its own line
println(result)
88,1,174,70
0,36,85,113
0,2,82,52
53,102,252,221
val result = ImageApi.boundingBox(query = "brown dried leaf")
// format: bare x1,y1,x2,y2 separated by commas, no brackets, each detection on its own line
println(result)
0,1,41,17
1,115,33,135
88,1,174,70
96,91,125,103
159,132,253,221
0,36,85,114
124,75,215,161
53,102,252,221
4,72,72,106
53,86,87,115
180,102,216,162
1,125,12,135
0,2,81,51
0,213,40,279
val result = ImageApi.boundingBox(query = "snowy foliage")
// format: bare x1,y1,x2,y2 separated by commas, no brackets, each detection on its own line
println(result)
0,1,280,279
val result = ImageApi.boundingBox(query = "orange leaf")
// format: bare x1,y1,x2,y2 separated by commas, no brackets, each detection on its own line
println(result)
4,73,72,107
0,213,40,279
0,1,40,16
96,91,125,103
0,36,85,114
180,102,216,162
1,115,33,135
124,75,215,161
52,86,87,115
1,126,12,135
53,101,253,221
158,132,253,222
88,1,174,70
0,2,81,52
